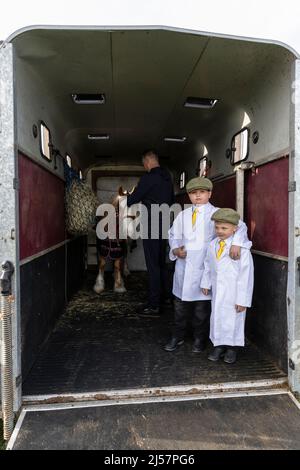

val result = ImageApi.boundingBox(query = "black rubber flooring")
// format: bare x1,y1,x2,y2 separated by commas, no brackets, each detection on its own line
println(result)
12,394,300,449
23,273,286,396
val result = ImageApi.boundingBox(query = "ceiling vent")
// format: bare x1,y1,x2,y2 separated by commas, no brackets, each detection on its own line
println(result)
88,134,110,140
184,97,218,109
71,93,106,104
164,136,187,143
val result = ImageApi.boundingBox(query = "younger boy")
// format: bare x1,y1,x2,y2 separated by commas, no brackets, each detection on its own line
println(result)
201,208,254,364
164,177,251,353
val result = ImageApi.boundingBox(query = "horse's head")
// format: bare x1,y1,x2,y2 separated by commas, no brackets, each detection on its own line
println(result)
111,186,135,209
116,186,137,239
118,186,135,196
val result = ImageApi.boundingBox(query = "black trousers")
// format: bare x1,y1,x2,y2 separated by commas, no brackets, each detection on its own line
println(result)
173,296,211,341
143,238,168,307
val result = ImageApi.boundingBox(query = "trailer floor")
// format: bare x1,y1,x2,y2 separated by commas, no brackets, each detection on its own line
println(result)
23,272,286,396
10,393,300,450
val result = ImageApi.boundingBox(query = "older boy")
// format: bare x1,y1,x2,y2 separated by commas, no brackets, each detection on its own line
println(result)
201,208,254,364
164,177,251,353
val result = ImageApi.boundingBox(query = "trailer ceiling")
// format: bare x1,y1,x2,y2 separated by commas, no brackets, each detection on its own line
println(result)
12,29,294,169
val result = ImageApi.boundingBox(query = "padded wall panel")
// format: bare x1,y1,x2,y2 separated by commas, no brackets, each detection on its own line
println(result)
19,152,66,260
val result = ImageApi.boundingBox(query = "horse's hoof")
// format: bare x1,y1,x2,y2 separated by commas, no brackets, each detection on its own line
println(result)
114,285,127,293
93,285,105,294
123,268,130,277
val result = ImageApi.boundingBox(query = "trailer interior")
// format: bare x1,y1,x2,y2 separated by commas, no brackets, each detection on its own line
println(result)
12,28,294,399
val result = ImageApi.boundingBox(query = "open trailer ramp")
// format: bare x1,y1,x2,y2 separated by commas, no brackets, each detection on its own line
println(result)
8,391,300,450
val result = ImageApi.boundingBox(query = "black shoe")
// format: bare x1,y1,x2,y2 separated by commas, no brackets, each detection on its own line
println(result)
224,348,237,364
139,306,160,317
208,346,226,362
164,337,184,352
192,338,207,353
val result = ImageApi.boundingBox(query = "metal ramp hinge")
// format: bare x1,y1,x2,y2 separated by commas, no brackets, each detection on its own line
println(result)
15,375,22,387
297,257,300,286
13,178,19,190
289,181,296,192
289,358,296,371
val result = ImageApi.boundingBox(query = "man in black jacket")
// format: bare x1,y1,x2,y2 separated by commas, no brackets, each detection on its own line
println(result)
127,150,174,316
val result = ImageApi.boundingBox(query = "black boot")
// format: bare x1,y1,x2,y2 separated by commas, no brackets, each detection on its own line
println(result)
164,337,184,352
192,338,207,353
224,348,237,364
208,346,226,362
139,305,160,317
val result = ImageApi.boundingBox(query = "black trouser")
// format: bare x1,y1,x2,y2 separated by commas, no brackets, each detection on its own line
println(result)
173,296,211,341
143,238,167,308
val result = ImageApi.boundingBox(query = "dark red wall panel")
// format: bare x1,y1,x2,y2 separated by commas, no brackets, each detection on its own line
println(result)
19,153,66,260
210,176,236,209
245,157,288,257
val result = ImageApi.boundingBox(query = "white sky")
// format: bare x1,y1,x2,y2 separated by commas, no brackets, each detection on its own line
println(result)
1,0,300,55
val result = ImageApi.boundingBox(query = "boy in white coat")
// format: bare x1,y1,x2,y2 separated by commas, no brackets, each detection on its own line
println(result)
164,177,251,353
201,208,254,364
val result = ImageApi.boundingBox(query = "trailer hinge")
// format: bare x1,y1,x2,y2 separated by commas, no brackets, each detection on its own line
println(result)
13,178,19,190
297,257,300,286
296,228,300,237
289,358,296,370
0,261,14,296
234,161,255,171
15,375,22,387
288,181,296,192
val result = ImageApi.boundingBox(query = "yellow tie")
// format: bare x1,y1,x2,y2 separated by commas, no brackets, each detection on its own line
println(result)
192,208,198,228
217,240,226,259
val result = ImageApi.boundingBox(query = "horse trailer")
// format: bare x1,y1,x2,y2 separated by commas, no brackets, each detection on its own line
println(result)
1,20,300,448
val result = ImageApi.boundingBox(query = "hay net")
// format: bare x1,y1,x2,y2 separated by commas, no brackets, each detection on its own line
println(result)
64,162,99,236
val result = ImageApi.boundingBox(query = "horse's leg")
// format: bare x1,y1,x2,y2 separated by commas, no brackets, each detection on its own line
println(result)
123,241,130,277
93,256,106,294
113,258,127,293
123,257,130,277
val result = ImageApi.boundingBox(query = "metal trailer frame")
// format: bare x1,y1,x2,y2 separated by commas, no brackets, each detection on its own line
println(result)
287,59,300,393
0,27,299,417
0,42,22,412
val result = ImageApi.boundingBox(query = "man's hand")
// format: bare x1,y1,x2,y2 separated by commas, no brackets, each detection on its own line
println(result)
230,245,241,260
202,288,210,296
173,246,187,259
235,305,246,313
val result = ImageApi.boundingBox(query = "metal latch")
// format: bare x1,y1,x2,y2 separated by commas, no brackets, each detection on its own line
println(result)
0,260,14,296
289,181,296,192
13,178,19,190
297,257,300,286
289,358,296,371
15,375,22,387
234,161,255,172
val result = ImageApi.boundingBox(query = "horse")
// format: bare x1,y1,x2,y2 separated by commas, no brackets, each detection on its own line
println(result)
93,186,136,294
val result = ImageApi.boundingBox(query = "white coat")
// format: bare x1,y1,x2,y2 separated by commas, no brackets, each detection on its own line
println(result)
168,202,252,302
201,236,254,347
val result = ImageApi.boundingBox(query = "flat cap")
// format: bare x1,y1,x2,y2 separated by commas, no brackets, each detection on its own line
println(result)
186,177,213,192
211,208,240,226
